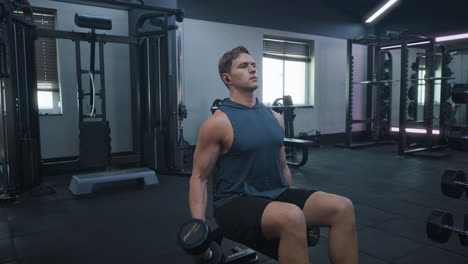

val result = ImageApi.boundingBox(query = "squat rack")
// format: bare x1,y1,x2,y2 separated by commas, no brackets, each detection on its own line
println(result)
340,32,454,156
339,37,394,149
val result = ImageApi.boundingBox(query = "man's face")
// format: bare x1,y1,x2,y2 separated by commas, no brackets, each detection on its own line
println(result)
228,53,258,91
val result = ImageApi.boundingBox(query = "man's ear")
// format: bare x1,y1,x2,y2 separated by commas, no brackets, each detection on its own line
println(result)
221,73,231,83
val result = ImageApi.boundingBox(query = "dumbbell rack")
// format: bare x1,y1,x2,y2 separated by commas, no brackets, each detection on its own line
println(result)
426,169,468,246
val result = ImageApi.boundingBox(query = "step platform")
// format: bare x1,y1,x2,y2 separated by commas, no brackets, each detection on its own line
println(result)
69,168,158,196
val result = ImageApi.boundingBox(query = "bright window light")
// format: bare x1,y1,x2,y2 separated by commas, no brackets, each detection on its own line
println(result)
365,0,399,23
38,91,53,109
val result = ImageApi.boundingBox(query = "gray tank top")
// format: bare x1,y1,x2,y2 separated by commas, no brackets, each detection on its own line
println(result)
213,98,288,209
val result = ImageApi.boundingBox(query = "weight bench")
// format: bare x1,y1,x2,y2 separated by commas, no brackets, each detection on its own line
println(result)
69,167,158,196
283,138,317,167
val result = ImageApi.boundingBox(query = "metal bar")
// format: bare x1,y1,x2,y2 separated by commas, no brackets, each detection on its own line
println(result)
80,70,101,74
146,37,152,130
424,39,436,143
270,105,314,109
439,52,448,142
398,36,409,155
56,0,182,14
345,39,353,148
403,147,432,154
75,41,83,123
383,50,393,140
366,45,374,139
82,93,102,97
99,41,106,122
373,46,383,141
352,119,375,124
36,29,137,44
89,30,96,114
136,30,169,38
353,77,454,84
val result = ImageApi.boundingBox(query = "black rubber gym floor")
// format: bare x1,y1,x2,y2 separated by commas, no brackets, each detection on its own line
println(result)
1,145,468,264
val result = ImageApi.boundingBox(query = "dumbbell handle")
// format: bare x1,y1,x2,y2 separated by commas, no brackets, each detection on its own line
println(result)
441,224,468,235
454,181,468,187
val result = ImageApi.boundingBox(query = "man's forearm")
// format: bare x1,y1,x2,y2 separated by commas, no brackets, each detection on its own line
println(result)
283,166,293,187
189,176,209,220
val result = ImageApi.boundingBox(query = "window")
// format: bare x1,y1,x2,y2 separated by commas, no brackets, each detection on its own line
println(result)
417,56,441,106
262,37,313,105
417,67,425,105
33,7,62,115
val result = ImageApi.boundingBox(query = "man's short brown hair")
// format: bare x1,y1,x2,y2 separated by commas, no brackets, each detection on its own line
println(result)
218,45,250,77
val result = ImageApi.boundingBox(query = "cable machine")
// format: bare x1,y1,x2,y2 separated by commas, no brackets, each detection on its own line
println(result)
0,0,188,201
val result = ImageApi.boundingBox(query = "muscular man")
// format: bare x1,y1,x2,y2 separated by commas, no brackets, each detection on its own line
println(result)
189,46,359,264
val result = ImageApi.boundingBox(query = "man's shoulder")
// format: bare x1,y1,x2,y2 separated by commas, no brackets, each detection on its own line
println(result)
200,110,230,134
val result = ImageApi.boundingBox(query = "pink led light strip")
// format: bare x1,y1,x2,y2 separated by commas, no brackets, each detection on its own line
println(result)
380,33,468,50
390,127,440,135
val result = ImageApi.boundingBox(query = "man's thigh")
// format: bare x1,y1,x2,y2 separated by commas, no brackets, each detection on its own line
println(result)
214,196,271,248
275,188,317,210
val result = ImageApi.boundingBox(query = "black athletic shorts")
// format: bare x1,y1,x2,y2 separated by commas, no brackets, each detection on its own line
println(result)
213,188,317,250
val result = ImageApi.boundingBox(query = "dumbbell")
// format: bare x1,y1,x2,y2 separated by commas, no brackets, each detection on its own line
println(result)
177,219,258,264
177,219,225,264
426,209,468,246
441,170,468,199
307,226,321,246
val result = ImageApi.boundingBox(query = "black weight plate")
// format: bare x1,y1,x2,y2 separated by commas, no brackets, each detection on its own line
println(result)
177,219,210,254
408,86,416,101
441,170,466,199
460,214,468,246
206,242,225,264
408,102,416,118
427,209,453,243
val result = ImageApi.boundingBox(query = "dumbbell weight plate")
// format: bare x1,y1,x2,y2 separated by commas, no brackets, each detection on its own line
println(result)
177,219,211,255
427,209,453,243
199,242,225,264
459,214,468,246
408,102,416,119
441,170,466,199
307,226,321,246
407,86,416,101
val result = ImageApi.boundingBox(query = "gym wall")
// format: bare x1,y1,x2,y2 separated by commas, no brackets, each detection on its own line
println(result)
180,18,368,145
30,0,133,159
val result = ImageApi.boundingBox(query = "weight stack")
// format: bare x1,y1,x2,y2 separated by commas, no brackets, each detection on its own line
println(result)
79,121,111,169
18,138,40,191
448,126,468,151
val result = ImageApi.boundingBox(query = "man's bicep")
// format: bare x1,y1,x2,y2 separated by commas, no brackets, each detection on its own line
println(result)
279,145,288,168
192,121,222,178
270,109,285,130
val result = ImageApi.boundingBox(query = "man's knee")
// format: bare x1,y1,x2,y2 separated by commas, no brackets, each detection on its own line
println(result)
303,192,356,226
333,196,356,223
262,202,307,239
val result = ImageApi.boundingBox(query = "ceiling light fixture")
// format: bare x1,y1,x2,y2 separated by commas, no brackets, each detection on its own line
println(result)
365,0,399,23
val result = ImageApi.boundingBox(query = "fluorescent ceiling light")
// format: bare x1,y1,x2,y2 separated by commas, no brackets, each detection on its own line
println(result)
365,0,399,23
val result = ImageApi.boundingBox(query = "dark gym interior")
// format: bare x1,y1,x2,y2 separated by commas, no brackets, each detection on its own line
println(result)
1,0,468,263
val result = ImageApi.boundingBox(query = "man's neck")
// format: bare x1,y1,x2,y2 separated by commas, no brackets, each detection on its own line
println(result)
229,89,256,108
